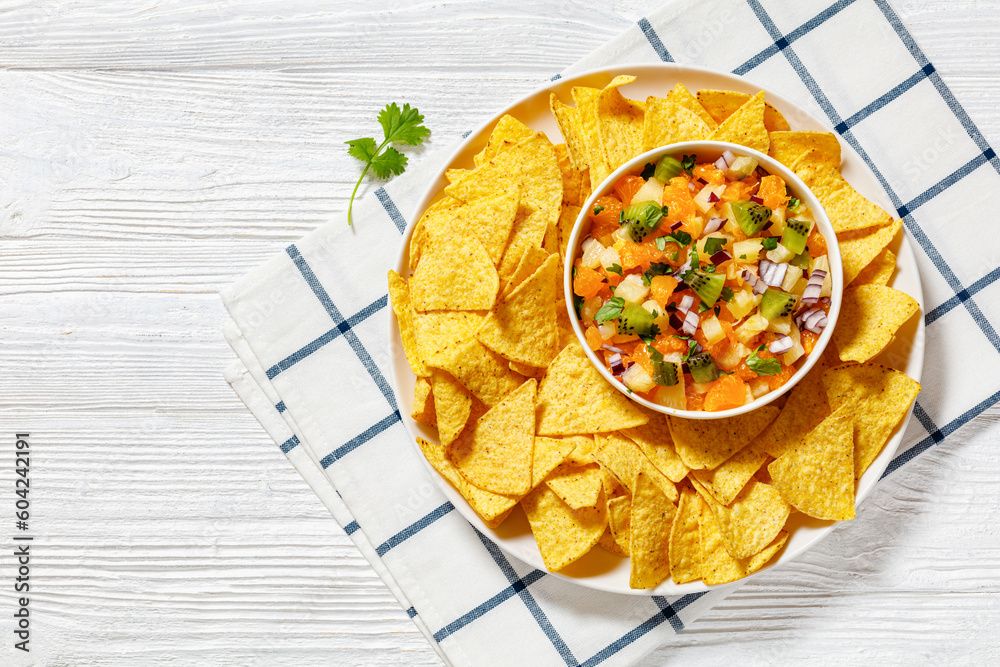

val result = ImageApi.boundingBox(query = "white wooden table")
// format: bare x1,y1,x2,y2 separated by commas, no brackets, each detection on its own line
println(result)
2,1,999,664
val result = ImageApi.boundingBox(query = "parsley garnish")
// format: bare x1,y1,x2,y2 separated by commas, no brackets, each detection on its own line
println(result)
346,103,430,225
655,236,667,252
704,264,716,273
682,338,700,362
681,154,696,177
640,162,657,179
606,263,623,276
788,197,801,211
762,237,778,251
698,301,711,313
665,230,692,247
703,237,726,255
643,262,672,286
593,204,604,215
746,344,782,376
594,297,625,323
720,286,734,302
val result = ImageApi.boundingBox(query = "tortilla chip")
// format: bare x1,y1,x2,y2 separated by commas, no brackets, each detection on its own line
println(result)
510,360,545,378
642,96,712,152
498,207,550,280
620,417,690,483
411,192,520,269
430,370,473,446
536,342,649,435
432,337,525,407
768,405,856,520
388,271,429,377
853,248,896,287
597,527,627,557
792,151,893,233
700,502,788,585
697,89,790,132
478,254,561,368
475,115,535,167
572,86,609,186
444,168,469,184
522,485,607,571
668,406,779,470
532,436,577,489
553,143,584,206
418,437,517,525
594,433,677,502
412,311,485,367
692,477,789,560
563,435,598,466
667,83,717,130
823,363,921,477
669,484,702,584
410,229,498,312
768,130,841,169
629,471,676,589
409,196,460,270
599,465,624,499
607,494,632,556
545,463,603,510
833,284,919,363
691,445,769,506
500,244,551,300
446,132,562,244
448,379,536,495
596,75,645,173
756,353,832,459
411,377,436,427
839,218,903,286
550,95,589,172
707,91,769,154
556,204,583,264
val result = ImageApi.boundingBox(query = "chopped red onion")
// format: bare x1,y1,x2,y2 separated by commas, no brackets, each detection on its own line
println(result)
722,150,736,167
688,182,698,192
742,267,767,295
602,344,628,355
795,307,828,334
670,221,684,231
708,191,720,203
759,260,788,288
678,295,695,312
801,269,827,304
609,353,626,377
750,195,764,205
769,335,794,355
710,250,732,265
703,217,726,234
669,313,684,332
761,220,773,231
714,156,728,170
682,308,699,336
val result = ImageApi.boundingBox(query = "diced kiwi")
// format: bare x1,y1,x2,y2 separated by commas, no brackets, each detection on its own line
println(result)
760,288,798,321
651,358,679,386
790,249,811,270
687,352,720,384
731,201,772,236
653,155,684,183
685,269,725,307
781,219,810,255
617,302,658,336
621,201,664,242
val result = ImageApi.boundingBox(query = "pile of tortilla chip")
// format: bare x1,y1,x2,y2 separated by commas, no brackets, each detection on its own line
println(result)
390,76,921,589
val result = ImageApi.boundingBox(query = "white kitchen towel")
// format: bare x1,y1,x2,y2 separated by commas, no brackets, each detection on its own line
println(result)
221,1,1000,665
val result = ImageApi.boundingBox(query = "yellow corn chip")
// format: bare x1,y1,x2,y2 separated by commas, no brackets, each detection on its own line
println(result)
411,377,436,428
707,91,769,154
409,196,461,271
432,337,525,407
756,352,832,459
532,436,577,489
510,360,545,378
596,75,645,173
448,379,536,495
833,284,919,363
594,433,678,502
768,130,841,169
669,484,702,584
413,310,484,368
697,89,790,132
839,218,903,286
550,95,589,172
700,502,788,585
572,86,609,186
388,271,429,377
629,470,676,589
555,298,577,349
545,463,603,510
823,363,921,477
500,244,552,301
419,437,517,526
557,204,583,265
668,406,779,470
410,229,498,312
522,485,607,571
598,527,627,557
692,477,789,560
563,434,598,466
430,370,473,446
537,342,649,435
667,83,717,130
853,248,896,287
498,207,550,280
600,465,624,500
769,405,856,520
477,254,561,368
642,96,712,152
445,132,563,247
475,114,535,167
411,192,520,269
607,494,631,556
691,445,769,506
555,144,587,208
620,417,690,483
792,151,893,233
444,168,469,184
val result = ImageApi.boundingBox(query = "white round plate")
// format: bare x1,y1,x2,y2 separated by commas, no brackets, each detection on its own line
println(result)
387,63,925,595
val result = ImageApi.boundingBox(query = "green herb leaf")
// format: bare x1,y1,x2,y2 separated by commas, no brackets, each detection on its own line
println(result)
346,137,378,163
369,146,408,179
377,102,431,146
746,344,783,376
703,237,726,255
698,301,711,313
640,162,657,179
704,264,716,273
720,286,734,302
655,236,667,252
788,197,800,211
666,230,692,247
593,204,605,215
681,154,696,177
682,338,700,362
607,263,623,276
762,237,778,251
594,297,625,323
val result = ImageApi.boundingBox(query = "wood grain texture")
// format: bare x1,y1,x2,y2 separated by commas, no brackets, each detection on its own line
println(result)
0,1,999,665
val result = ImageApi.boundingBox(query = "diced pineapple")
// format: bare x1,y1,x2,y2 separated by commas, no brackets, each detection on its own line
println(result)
696,233,730,255
726,287,757,320
733,239,764,263
701,314,726,346
782,322,805,365
615,274,649,304
598,321,617,340
766,242,795,264
735,313,769,344
631,179,664,206
750,378,771,398
765,315,792,335
598,246,621,272
581,237,604,269
693,184,726,213
649,352,686,408
791,276,808,296
811,254,833,297
769,206,786,235
781,265,804,292
622,363,655,393
641,299,663,318
726,156,758,180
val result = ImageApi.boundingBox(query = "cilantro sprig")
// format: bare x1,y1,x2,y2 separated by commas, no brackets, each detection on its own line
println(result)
594,297,625,323
346,102,430,225
746,344,782,376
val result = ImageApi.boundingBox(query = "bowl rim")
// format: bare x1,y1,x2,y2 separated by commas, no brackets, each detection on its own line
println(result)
564,140,845,420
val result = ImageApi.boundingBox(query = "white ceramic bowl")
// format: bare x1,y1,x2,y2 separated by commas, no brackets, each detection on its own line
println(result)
565,141,844,419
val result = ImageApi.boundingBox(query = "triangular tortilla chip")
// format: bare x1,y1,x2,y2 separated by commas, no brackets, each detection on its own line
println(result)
522,485,607,571
642,96,712,152
669,406,779,469
667,83,717,130
833,284,919,363
690,445,769,506
839,218,903,286
669,484,702,584
418,437,517,526
554,144,587,208
502,245,552,299
853,248,896,287
413,310,485,368
697,89,790,132
430,370,472,446
598,527,627,557
768,130,841,169
791,150,893,233
550,94,589,172
536,342,649,435
629,470,676,589
593,433,677,502
692,477,789,560
410,192,519,268
409,196,460,270
545,463,603,510
707,91,769,153
756,352,833,459
411,377,436,427
620,416,690,483
475,115,534,167
448,379,536,495
387,271,429,377
572,86,609,186
607,494,631,556
431,337,525,407
477,254,561,368
532,437,577,489
410,229,498,312
498,207,550,280
700,502,788,585
768,405,856,520
596,75,645,173
556,204,582,264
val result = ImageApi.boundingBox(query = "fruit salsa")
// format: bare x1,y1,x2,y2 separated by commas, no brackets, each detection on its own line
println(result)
572,149,833,412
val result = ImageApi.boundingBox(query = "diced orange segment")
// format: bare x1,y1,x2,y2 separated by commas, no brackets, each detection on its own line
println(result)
801,330,819,354
650,275,679,308
807,225,827,257
685,382,705,411
573,266,606,299
693,163,726,185
619,239,663,272
613,175,646,207
585,325,604,351
758,174,788,210
765,364,796,392
661,177,696,226
703,375,748,412
590,196,624,240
